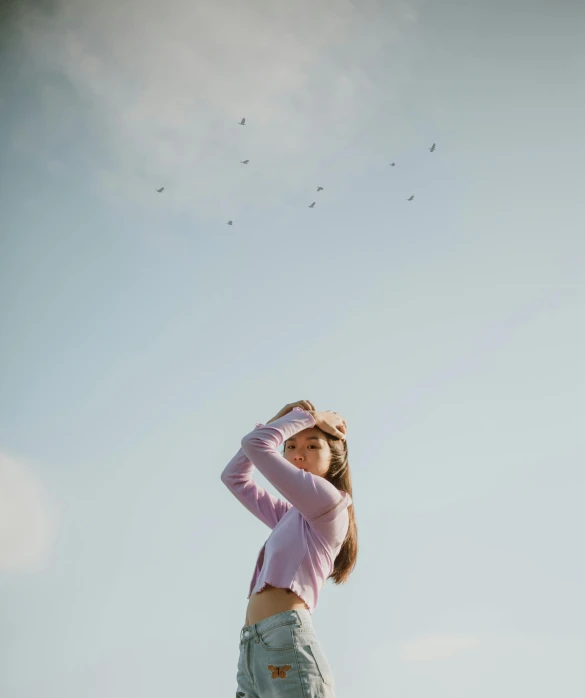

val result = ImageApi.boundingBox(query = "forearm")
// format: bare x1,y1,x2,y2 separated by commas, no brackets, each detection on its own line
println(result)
267,409,317,425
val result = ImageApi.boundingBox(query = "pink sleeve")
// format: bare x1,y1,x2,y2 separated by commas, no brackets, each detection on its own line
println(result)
240,407,351,527
220,422,292,529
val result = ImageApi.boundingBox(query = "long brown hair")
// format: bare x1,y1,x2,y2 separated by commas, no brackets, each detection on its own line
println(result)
283,429,358,585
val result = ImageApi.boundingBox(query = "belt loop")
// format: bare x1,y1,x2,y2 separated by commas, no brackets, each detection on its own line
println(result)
253,622,261,643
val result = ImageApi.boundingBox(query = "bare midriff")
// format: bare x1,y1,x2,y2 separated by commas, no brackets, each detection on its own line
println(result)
245,584,309,626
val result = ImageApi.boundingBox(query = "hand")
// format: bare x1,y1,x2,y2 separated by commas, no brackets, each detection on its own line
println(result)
313,410,347,440
266,400,316,424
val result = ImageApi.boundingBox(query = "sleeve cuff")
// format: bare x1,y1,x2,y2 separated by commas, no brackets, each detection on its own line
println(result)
291,406,317,426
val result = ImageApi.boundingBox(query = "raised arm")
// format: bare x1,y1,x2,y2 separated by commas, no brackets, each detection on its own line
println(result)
220,422,292,529
240,407,350,523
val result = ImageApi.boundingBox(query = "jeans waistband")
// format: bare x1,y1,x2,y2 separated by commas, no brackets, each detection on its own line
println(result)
240,608,312,643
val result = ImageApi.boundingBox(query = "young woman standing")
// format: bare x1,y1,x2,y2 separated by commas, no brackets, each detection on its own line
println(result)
221,400,358,697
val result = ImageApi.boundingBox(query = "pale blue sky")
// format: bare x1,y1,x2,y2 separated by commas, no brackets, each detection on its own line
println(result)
1,0,584,696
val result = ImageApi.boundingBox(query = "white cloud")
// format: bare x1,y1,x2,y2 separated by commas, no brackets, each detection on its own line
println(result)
0,451,59,572
14,0,418,221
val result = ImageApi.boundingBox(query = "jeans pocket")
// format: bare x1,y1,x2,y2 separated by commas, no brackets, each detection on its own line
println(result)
307,642,335,687
258,622,295,650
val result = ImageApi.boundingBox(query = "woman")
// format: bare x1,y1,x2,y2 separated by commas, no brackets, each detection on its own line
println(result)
221,399,358,697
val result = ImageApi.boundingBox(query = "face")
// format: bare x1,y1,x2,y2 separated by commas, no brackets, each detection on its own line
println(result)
283,427,332,478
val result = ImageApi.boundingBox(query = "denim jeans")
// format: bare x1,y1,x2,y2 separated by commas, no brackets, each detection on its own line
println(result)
236,608,336,697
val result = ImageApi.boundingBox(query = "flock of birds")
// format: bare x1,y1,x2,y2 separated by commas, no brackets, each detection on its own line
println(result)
154,117,437,224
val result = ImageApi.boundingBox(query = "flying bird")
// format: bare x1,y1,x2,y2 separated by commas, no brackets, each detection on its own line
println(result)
240,160,249,164
390,162,395,166
156,187,164,193
309,202,316,208
407,195,414,201
227,220,233,225
429,143,436,152
238,117,246,125
317,187,324,191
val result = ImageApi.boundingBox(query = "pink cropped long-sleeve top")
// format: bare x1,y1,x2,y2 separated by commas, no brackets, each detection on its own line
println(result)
220,406,352,614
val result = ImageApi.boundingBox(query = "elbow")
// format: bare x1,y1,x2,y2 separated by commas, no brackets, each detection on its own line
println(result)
221,472,235,488
220,465,233,482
